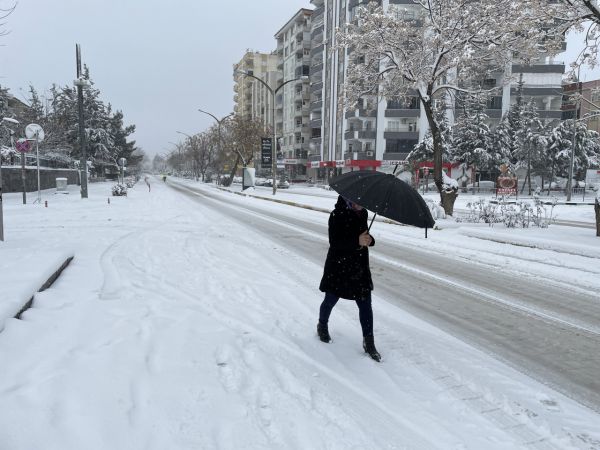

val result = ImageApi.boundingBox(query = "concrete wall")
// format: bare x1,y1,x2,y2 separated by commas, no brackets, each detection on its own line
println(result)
0,167,79,193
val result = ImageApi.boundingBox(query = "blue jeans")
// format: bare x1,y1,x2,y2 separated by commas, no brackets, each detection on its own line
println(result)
319,292,373,337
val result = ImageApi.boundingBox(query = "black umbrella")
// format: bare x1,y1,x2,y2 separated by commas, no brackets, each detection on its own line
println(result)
329,169,435,236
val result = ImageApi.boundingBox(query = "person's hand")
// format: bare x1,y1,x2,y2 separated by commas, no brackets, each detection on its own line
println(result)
358,231,372,247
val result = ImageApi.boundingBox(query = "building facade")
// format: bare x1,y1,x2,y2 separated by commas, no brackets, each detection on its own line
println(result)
563,79,600,133
307,0,566,180
275,8,313,181
233,51,279,127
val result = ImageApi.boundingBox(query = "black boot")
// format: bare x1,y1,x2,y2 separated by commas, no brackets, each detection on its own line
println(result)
317,322,331,343
363,335,381,362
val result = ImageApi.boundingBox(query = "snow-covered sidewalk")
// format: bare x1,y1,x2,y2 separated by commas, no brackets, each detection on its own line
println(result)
0,178,598,449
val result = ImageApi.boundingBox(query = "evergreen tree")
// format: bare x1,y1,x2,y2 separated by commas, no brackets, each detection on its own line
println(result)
514,99,547,194
547,119,600,184
452,93,492,183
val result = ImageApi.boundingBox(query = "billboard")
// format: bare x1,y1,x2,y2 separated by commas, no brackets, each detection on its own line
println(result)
261,138,272,165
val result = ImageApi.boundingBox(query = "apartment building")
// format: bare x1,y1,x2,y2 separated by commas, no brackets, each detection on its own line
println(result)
275,8,313,181
232,51,279,127
307,0,565,179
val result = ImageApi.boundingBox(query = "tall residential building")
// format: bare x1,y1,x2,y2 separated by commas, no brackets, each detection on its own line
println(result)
308,0,566,179
275,8,313,181
233,51,279,128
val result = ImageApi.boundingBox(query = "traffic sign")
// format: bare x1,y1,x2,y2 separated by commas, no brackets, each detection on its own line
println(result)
15,139,31,153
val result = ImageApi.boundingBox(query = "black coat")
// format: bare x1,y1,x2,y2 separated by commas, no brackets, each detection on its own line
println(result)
319,196,375,300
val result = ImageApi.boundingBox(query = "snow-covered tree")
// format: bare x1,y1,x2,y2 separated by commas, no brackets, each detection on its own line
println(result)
220,116,265,186
547,119,600,183
514,100,547,195
526,0,600,69
452,93,492,182
337,0,560,214
408,105,452,163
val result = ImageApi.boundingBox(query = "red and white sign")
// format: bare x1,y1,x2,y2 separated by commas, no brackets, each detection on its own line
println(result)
335,160,345,168
381,160,405,166
15,139,31,153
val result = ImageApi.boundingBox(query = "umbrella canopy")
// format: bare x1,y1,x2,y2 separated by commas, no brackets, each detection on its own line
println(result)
329,170,435,229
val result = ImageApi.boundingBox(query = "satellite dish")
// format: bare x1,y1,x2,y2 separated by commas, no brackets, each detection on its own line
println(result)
25,123,45,142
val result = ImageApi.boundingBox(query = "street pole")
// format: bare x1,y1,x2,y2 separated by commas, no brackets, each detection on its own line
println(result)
21,149,26,204
0,118,19,240
75,44,89,199
272,96,277,195
234,71,307,195
567,68,581,202
198,109,233,183
35,134,41,204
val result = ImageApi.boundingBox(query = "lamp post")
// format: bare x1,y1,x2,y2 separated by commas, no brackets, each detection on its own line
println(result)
197,110,233,183
0,117,20,241
176,130,197,180
168,141,183,176
567,65,583,202
235,71,308,195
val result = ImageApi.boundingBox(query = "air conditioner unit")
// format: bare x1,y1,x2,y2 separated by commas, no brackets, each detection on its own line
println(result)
366,151,374,157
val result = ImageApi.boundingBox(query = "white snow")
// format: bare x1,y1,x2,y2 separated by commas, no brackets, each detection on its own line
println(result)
0,178,599,449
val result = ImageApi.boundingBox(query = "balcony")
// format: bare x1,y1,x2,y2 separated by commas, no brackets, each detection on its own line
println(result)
310,43,324,57
512,62,565,74
385,109,420,118
294,90,309,101
384,130,419,140
345,130,358,140
294,106,309,117
359,109,378,118
359,130,377,140
295,65,310,78
310,118,322,128
294,123,311,134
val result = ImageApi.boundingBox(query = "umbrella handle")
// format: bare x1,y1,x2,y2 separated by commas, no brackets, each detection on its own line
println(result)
368,213,377,231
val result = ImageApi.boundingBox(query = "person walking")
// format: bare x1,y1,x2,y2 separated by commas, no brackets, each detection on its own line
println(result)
144,176,151,192
318,195,380,362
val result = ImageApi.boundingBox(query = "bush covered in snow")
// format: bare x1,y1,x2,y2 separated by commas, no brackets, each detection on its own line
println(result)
425,199,446,220
457,193,556,228
112,184,128,196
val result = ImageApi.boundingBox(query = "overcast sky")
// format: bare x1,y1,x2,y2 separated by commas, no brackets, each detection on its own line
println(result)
0,0,309,157
1,1,598,158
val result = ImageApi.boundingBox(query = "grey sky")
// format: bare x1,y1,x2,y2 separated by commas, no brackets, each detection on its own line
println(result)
1,1,598,158
0,0,309,157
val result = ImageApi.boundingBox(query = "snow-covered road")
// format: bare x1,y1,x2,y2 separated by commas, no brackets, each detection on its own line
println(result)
0,178,598,449
171,181,600,410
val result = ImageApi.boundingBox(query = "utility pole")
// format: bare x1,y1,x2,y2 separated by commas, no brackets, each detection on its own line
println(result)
198,110,233,183
233,72,308,195
1,117,20,241
74,44,89,199
567,68,582,202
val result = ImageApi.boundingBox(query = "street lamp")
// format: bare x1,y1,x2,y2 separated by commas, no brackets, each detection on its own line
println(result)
168,141,183,175
0,117,20,242
197,109,233,183
235,70,309,195
176,131,197,180
567,63,583,202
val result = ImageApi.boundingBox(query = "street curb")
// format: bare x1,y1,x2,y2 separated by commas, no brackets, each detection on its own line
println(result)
14,256,74,320
215,186,403,227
